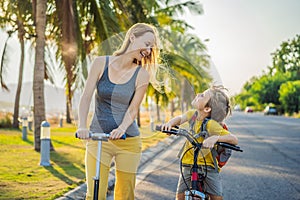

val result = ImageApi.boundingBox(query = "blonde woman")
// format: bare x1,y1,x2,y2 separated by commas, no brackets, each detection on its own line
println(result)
76,23,161,200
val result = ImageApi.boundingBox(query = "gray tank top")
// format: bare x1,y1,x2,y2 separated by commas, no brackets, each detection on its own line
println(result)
89,56,141,137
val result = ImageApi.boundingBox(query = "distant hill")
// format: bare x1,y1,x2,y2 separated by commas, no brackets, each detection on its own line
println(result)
0,82,81,113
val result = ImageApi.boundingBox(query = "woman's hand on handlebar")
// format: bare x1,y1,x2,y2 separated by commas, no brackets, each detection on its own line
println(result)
76,128,90,140
110,127,125,140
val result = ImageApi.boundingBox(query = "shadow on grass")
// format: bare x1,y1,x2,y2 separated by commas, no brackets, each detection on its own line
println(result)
42,151,85,187
23,138,34,146
51,139,85,150
44,165,75,186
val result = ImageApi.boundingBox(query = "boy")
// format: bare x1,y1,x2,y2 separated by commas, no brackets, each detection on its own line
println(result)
161,86,238,200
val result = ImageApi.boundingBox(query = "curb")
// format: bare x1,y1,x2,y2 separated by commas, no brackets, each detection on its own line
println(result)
55,135,180,200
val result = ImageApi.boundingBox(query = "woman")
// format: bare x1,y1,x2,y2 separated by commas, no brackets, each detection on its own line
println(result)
76,23,161,200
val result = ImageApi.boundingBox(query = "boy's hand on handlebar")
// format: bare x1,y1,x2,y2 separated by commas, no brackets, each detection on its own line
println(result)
160,123,174,135
110,127,125,140
76,128,90,140
203,135,220,148
160,123,172,131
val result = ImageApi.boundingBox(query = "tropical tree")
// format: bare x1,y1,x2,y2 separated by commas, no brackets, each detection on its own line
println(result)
0,0,35,128
52,0,208,123
33,0,47,151
0,32,12,91
46,0,123,123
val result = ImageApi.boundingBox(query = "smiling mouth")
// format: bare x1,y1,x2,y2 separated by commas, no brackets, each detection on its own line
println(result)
140,51,146,58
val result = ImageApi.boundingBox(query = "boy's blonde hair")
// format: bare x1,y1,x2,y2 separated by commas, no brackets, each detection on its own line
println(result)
113,23,161,87
206,85,231,123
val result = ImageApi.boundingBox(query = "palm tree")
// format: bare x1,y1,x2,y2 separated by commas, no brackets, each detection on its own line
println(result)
108,0,209,121
33,0,47,151
0,0,34,128
54,0,78,123
46,0,122,123
0,32,12,91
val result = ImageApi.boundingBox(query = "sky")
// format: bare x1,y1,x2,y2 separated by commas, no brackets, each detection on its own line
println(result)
183,0,300,94
1,0,300,95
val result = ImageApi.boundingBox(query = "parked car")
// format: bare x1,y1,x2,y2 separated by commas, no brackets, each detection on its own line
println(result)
233,104,241,111
264,106,278,115
245,106,253,113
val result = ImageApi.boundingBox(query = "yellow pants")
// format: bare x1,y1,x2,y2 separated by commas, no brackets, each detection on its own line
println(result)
85,136,142,200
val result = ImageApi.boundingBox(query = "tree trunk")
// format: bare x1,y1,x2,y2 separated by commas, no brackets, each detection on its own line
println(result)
55,0,77,124
171,99,175,117
33,0,47,151
66,96,72,123
156,101,160,122
12,20,25,129
180,79,185,113
137,108,141,127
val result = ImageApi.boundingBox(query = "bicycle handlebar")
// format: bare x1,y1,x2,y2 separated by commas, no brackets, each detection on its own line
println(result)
75,132,126,141
155,125,243,152
155,125,196,144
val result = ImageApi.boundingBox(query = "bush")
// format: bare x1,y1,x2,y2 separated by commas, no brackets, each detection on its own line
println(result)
279,81,300,115
0,112,12,128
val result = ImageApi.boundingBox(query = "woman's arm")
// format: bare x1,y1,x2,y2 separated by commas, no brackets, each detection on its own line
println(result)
77,57,105,139
109,67,150,139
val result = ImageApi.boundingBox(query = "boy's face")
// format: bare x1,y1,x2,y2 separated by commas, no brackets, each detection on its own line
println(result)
191,89,211,111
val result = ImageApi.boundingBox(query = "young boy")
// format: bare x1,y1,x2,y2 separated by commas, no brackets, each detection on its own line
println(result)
161,86,238,200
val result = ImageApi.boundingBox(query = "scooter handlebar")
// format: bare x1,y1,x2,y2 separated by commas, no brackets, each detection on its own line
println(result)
75,132,126,140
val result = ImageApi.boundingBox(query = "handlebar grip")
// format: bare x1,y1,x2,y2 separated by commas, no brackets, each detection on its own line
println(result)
216,142,243,152
120,134,126,140
155,125,180,131
155,125,178,135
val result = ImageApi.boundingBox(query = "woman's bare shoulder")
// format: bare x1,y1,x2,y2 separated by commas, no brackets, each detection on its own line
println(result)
137,67,150,79
89,56,108,72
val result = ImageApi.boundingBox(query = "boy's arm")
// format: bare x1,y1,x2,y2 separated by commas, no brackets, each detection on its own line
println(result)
161,114,188,131
203,133,238,148
203,121,238,148
218,133,238,145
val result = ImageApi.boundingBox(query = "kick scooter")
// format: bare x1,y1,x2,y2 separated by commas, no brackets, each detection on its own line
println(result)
76,132,126,200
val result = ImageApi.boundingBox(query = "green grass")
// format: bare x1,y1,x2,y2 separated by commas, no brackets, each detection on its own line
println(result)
0,124,167,200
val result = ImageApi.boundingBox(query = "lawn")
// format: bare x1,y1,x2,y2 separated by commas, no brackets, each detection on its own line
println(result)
0,123,167,200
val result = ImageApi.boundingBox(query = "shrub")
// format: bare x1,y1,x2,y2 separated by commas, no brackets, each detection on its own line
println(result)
0,112,12,128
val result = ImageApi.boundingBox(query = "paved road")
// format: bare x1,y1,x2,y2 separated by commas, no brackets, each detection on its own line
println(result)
134,112,300,200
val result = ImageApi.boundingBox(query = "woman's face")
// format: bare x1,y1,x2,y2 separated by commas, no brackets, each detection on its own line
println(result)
191,89,211,111
129,32,156,61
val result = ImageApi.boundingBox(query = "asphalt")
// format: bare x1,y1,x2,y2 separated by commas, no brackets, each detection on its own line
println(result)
55,134,181,200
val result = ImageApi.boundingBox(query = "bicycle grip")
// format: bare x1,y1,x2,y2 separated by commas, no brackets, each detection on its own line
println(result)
155,125,180,130
216,142,243,152
155,125,179,135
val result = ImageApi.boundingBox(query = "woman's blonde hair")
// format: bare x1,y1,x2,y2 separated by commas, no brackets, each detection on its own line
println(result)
113,23,161,87
205,85,231,123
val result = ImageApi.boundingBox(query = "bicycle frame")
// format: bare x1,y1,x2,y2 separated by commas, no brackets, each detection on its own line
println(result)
184,147,207,200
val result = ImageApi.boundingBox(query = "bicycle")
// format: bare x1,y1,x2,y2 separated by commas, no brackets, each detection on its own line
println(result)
76,132,126,200
155,125,243,200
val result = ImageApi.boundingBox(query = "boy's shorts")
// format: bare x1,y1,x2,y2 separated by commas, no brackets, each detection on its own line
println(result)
176,165,223,196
